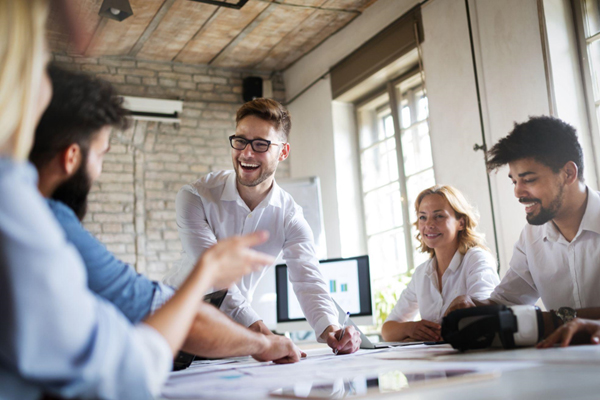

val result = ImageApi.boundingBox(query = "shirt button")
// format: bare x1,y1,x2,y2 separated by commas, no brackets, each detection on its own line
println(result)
247,213,252,218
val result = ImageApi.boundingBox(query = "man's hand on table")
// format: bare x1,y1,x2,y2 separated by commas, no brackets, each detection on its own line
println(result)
249,320,306,362
321,325,361,354
252,334,305,364
537,318,600,349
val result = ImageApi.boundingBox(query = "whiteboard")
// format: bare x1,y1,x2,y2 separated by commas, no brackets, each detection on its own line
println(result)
278,176,327,259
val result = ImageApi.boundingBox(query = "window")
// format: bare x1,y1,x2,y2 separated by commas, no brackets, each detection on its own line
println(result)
580,0,600,131
356,71,434,294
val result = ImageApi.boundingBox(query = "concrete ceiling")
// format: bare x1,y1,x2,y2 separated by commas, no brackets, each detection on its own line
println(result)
47,0,379,71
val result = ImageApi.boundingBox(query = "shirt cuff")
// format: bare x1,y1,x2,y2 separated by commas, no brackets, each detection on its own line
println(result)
150,283,176,314
134,323,173,396
314,314,340,343
231,305,263,328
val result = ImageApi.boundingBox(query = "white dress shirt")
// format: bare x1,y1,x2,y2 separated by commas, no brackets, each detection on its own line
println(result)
0,158,172,400
386,247,499,324
168,170,339,336
491,188,600,310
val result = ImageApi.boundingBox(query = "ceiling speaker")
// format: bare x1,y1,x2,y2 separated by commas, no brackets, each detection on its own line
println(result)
243,77,263,102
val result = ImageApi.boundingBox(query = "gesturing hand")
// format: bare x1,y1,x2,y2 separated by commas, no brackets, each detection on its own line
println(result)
537,318,600,349
197,231,275,289
407,319,442,341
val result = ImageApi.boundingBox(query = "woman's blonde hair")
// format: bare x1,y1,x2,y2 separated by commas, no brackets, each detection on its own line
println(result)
0,0,49,161
414,185,489,257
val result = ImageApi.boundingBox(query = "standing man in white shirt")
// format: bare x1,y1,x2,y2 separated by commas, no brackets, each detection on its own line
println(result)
446,116,600,339
169,98,361,354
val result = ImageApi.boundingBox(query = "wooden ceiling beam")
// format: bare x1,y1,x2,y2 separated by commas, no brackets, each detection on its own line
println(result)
171,6,224,62
208,2,278,66
129,0,176,57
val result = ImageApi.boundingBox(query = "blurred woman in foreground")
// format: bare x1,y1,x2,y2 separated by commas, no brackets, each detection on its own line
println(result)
0,1,277,399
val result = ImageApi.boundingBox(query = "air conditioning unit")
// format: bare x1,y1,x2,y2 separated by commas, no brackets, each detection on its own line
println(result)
121,96,183,123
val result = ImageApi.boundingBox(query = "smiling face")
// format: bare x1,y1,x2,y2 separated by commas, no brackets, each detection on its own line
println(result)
231,115,289,189
508,158,566,225
417,194,465,253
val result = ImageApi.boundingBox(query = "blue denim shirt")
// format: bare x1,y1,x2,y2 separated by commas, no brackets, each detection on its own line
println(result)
0,158,172,399
47,199,175,323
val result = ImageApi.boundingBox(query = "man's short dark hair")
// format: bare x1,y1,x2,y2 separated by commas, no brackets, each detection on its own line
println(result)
487,116,584,181
29,64,130,168
236,98,291,141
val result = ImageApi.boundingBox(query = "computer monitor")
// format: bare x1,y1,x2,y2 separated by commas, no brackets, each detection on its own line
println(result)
275,255,374,332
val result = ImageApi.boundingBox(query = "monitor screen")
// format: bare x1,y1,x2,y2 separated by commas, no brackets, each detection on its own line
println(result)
276,255,372,323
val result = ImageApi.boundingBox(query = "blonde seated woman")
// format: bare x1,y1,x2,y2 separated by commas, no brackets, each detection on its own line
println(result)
381,185,500,342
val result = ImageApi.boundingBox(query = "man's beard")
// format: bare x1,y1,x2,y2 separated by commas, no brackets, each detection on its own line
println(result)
523,183,565,226
235,159,276,188
52,159,93,222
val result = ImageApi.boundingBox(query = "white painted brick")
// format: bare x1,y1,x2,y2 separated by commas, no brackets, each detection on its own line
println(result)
102,223,123,233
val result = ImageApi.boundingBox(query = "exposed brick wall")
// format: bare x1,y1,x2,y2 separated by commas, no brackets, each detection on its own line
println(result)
52,54,289,281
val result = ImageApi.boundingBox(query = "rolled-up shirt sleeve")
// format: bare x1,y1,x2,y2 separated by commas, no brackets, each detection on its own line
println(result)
174,187,262,326
150,283,176,314
167,187,218,288
490,234,540,306
0,163,172,399
283,206,339,338
220,283,263,327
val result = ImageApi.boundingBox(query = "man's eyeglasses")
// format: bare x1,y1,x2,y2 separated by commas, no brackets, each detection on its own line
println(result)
229,135,285,153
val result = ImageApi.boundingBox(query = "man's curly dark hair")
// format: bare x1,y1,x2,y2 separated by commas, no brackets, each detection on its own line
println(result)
29,64,130,168
486,116,584,181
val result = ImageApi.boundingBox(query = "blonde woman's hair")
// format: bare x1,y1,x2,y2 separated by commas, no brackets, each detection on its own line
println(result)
0,0,49,161
414,185,489,257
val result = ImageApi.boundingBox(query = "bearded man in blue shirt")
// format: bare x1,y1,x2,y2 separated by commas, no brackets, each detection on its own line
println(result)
28,65,301,363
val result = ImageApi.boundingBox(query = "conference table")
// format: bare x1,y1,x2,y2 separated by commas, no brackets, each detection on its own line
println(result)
158,342,600,399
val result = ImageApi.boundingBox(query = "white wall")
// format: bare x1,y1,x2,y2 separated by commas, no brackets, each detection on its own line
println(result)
287,77,342,258
471,0,551,275
332,101,367,258
420,0,497,260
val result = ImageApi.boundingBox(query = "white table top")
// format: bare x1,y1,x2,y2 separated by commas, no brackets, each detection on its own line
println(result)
158,344,600,400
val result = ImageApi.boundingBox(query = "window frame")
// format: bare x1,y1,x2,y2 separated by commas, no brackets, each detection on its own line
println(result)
573,0,600,161
354,67,433,283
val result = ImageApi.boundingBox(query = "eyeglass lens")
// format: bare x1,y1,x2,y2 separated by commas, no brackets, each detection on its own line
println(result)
231,137,270,153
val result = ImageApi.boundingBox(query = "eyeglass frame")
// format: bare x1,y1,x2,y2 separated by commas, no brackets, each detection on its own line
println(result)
228,135,286,153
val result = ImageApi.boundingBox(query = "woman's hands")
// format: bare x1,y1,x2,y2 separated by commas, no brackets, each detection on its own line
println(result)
407,319,442,341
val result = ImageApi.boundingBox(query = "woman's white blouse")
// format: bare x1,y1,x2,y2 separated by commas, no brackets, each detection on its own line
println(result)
385,247,500,324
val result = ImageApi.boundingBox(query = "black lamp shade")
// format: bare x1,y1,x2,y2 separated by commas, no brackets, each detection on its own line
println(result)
99,0,133,22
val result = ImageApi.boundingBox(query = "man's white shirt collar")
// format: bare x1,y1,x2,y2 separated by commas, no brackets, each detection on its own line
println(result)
542,187,600,243
221,171,283,210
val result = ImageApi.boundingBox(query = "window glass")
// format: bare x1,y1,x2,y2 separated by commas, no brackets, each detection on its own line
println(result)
368,228,408,283
360,138,398,192
583,0,600,37
401,105,411,129
417,95,429,121
588,39,600,100
356,76,435,321
363,182,403,235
